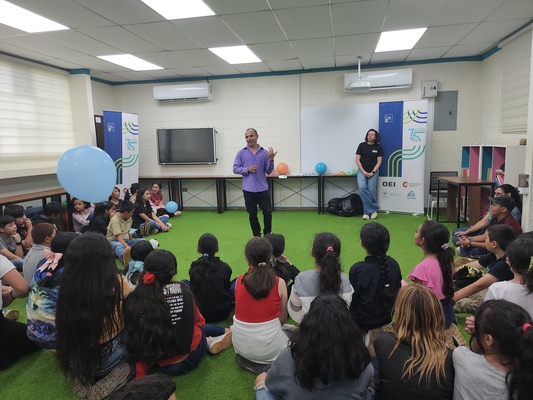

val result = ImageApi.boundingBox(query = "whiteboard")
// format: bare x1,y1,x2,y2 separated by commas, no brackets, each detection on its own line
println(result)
300,103,379,174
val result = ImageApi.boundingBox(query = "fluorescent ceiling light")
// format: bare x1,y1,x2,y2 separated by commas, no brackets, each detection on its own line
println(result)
375,28,427,52
0,0,68,33
141,0,215,20
98,55,163,71
209,46,261,64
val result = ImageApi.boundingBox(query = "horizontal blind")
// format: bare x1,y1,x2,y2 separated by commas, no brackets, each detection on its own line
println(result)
500,29,532,133
0,57,75,177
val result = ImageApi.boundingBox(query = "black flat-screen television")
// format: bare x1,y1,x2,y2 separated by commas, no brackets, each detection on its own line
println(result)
157,128,217,165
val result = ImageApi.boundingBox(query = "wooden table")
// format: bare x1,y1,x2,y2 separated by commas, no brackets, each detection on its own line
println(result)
436,176,494,228
0,188,68,213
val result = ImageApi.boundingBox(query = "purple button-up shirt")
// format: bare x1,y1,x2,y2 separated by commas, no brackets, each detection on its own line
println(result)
233,145,274,193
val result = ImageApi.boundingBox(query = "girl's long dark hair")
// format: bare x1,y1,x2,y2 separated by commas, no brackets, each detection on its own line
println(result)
123,250,180,362
360,222,396,305
291,294,370,389
55,233,123,384
190,233,218,295
419,221,454,300
124,183,140,202
135,188,150,209
473,300,533,400
312,233,342,294
92,201,115,218
242,237,275,299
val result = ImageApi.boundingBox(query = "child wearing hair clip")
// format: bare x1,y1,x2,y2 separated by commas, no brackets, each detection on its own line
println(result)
186,233,234,323
454,299,533,400
289,232,353,324
26,232,78,349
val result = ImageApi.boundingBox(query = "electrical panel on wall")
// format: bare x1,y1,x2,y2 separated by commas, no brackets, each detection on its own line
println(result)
422,80,438,98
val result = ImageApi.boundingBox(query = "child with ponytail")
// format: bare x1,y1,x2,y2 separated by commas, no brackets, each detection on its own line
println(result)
408,220,455,328
289,232,353,323
188,233,234,323
232,237,289,372
454,299,533,400
123,250,231,378
349,222,402,354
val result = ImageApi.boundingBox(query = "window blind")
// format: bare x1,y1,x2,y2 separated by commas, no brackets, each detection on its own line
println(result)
0,57,75,177
500,29,532,133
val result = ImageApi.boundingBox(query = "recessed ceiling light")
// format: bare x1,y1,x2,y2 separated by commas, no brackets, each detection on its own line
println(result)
97,55,163,71
209,46,261,64
0,0,68,33
375,28,427,52
141,0,215,20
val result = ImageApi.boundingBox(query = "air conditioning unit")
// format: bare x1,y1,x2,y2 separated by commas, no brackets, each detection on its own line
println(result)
344,68,412,93
153,83,212,102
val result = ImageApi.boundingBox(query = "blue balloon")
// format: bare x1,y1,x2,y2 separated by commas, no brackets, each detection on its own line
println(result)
315,162,327,175
57,145,116,203
166,201,178,214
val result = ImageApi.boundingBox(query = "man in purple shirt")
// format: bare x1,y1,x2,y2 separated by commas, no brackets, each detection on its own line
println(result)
233,128,277,237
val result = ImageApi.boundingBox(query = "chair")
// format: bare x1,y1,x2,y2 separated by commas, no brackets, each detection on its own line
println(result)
427,171,458,220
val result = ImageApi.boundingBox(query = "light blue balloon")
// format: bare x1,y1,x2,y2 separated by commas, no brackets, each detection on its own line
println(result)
166,201,178,213
315,162,327,175
57,145,116,203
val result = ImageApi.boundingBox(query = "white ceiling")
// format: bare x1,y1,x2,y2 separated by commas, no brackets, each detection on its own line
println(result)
0,0,531,84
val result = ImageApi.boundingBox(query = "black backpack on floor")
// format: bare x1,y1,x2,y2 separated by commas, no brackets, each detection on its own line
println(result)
327,194,364,217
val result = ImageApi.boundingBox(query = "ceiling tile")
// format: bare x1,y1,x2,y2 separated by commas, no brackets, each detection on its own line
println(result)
275,6,332,40
432,0,505,25
299,56,336,69
459,19,532,45
81,26,164,54
406,46,453,61
200,65,242,76
292,38,335,58
331,1,389,36
444,43,494,58
233,62,272,74
371,50,411,63
384,0,448,31
171,16,242,48
124,22,203,51
203,0,270,15
221,11,286,44
248,42,297,61
70,0,164,25
488,0,533,20
415,24,478,48
2,35,87,59
265,59,302,71
335,34,380,56
36,30,119,56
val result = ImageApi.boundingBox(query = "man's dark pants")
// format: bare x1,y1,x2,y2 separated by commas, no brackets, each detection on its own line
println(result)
243,190,272,237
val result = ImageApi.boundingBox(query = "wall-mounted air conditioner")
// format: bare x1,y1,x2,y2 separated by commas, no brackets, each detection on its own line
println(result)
153,83,212,102
344,68,412,93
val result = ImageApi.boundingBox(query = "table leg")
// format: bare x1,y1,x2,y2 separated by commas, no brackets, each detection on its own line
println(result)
446,183,458,224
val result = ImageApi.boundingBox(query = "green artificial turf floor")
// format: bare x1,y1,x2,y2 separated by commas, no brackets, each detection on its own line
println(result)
0,209,470,399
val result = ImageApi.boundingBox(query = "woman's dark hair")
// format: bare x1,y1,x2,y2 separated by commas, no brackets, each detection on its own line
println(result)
122,241,156,275
92,201,115,218
360,222,396,305
135,188,150,208
291,294,370,389
124,183,140,201
151,182,163,191
109,374,176,400
473,299,533,400
242,237,275,299
499,184,522,213
365,128,380,144
312,232,342,294
56,233,123,385
37,232,77,287
190,233,218,295
419,221,454,300
265,233,285,258
506,238,533,293
108,186,121,201
123,250,182,362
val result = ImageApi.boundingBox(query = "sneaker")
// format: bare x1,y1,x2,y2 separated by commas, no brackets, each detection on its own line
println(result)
149,239,159,249
122,247,131,268
370,211,378,219
166,223,172,229
150,228,159,235
206,331,232,354
174,211,182,217
362,214,370,220
235,353,271,374
69,377,90,399
3,309,19,320
140,223,151,237
88,362,130,400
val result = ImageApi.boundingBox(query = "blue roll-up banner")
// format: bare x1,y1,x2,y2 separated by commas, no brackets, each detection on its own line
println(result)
378,100,427,214
103,111,139,199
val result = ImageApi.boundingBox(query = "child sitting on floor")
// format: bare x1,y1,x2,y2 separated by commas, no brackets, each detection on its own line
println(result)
71,198,94,233
123,239,158,287
265,233,300,296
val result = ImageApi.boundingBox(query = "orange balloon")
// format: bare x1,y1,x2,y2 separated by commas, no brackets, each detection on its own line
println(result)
276,162,289,175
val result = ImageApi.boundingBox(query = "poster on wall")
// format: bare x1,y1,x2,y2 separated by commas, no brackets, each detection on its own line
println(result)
378,100,427,214
103,111,139,197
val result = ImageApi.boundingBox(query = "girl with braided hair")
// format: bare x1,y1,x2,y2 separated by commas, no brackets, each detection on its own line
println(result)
288,232,353,324
188,233,234,323
349,222,402,355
